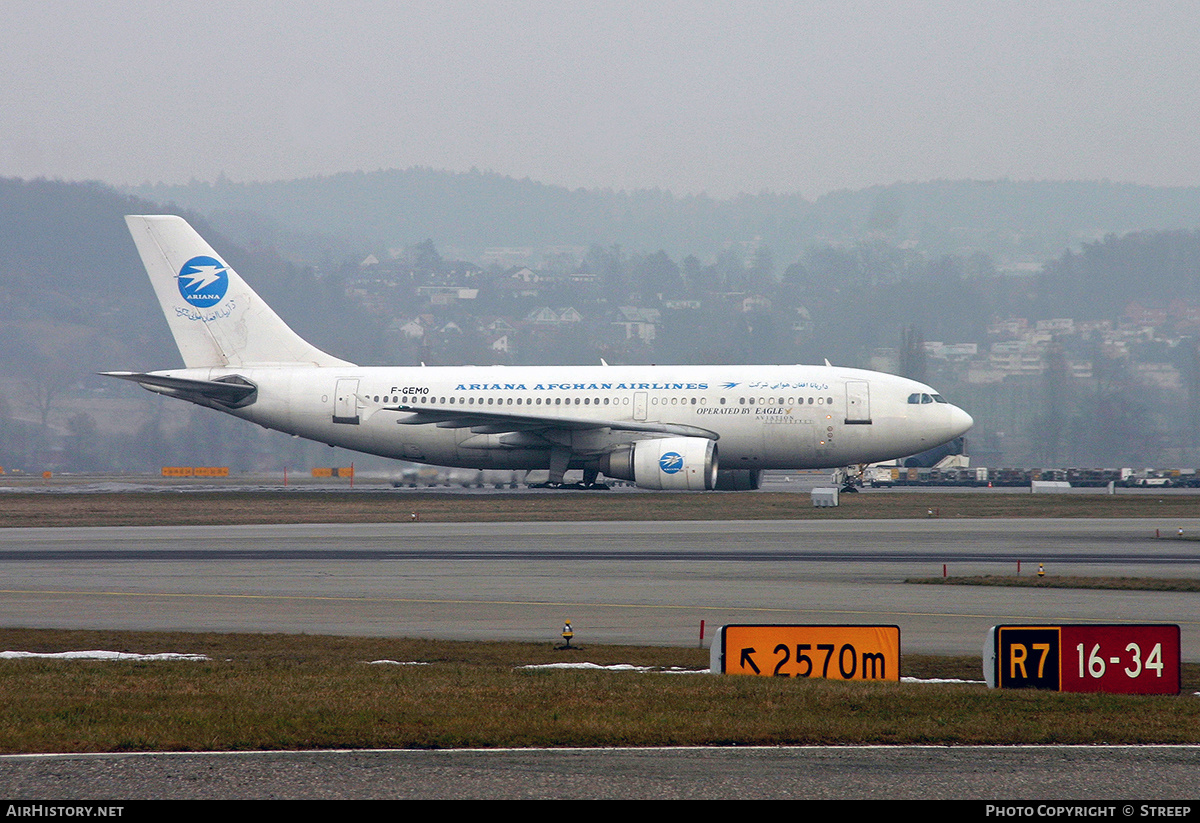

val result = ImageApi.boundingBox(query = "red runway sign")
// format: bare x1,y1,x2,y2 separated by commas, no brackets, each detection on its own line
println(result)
992,624,1180,694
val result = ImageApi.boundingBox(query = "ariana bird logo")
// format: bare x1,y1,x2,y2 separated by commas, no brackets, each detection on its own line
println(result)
176,256,230,308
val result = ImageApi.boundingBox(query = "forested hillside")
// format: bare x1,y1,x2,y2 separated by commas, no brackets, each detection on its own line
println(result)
129,171,1200,264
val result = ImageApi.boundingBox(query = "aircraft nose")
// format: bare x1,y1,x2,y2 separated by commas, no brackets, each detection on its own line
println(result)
949,405,974,437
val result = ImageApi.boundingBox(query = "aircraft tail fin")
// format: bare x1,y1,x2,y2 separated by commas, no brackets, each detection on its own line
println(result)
125,215,353,369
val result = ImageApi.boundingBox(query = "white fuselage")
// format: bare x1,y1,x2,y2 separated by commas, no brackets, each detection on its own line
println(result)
154,362,973,473
118,216,972,486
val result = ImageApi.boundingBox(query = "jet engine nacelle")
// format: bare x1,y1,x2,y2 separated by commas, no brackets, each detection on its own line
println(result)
600,437,718,490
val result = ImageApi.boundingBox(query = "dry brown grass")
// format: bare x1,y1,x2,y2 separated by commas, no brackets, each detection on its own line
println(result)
2,489,1199,527
908,575,1200,591
0,629,1197,753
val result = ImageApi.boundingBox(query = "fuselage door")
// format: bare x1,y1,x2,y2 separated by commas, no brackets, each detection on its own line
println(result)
845,380,871,424
633,391,648,421
333,378,360,425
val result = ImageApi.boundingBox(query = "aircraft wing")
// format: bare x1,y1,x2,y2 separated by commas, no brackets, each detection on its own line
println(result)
382,401,719,443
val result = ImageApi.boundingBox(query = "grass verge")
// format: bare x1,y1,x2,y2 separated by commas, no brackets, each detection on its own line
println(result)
907,575,1200,591
0,629,1196,752
3,489,1200,527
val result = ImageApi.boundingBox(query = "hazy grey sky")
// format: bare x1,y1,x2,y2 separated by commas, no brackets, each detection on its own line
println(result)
3,0,1199,198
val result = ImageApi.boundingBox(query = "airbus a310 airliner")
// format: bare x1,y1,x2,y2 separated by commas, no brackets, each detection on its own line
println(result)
107,216,973,490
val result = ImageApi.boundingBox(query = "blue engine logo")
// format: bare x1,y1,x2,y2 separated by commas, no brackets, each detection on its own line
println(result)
177,256,229,308
659,451,684,474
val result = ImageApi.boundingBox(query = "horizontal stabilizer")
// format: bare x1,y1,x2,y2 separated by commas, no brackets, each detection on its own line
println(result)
103,372,258,408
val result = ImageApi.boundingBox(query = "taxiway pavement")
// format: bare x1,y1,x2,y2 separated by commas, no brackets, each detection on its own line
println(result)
1,518,1197,658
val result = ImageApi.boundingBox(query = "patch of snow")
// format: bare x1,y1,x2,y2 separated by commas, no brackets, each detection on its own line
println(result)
1,650,210,661
520,662,705,673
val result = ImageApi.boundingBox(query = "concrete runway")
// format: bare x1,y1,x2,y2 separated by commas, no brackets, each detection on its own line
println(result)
2,516,1199,799
1,518,1197,658
3,746,1199,800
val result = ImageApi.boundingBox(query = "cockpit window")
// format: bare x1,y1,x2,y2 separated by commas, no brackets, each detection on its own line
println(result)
907,393,920,404
932,394,948,403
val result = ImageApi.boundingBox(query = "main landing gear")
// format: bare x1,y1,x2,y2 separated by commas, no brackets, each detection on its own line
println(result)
527,466,611,490
837,464,867,493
